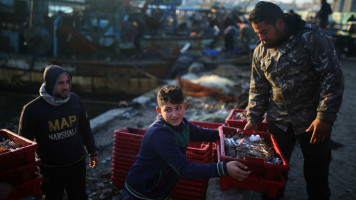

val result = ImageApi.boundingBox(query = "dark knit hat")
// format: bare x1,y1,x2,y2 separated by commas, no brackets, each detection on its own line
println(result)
43,65,71,95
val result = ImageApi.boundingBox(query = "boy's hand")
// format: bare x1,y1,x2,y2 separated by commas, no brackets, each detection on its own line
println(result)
226,161,251,181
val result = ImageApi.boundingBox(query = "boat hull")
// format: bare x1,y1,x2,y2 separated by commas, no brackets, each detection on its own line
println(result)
0,54,172,99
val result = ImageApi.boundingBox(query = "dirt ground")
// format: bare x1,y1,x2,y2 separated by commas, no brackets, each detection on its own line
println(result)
84,57,356,200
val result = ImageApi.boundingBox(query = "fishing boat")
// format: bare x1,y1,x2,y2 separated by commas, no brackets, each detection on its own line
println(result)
0,0,219,99
0,51,176,100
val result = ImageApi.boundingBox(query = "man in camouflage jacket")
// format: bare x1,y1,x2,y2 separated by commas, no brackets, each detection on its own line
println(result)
244,2,344,200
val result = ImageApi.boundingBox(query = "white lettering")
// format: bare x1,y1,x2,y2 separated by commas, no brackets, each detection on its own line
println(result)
48,128,77,141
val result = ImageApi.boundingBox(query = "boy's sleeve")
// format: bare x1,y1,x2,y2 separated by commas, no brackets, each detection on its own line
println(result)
151,128,228,179
188,122,219,142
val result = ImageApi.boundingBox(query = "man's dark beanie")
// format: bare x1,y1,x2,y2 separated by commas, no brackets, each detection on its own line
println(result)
43,65,71,95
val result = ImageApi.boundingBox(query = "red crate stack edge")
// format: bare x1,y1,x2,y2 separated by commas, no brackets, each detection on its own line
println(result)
0,129,43,200
111,121,223,200
217,126,289,198
225,109,268,131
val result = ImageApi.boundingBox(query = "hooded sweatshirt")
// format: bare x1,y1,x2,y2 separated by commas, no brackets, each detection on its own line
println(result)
18,65,97,166
124,115,228,199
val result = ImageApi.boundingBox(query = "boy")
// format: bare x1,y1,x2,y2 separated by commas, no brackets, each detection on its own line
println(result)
122,85,250,199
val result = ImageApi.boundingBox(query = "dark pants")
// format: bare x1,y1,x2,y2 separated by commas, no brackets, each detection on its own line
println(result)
264,123,331,200
40,158,87,200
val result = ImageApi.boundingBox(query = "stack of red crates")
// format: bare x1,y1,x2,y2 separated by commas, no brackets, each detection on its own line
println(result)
0,129,43,200
111,121,223,200
217,126,289,198
225,109,268,131
111,127,145,188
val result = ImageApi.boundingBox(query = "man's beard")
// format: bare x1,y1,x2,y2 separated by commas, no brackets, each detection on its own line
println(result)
55,90,69,99
263,26,284,48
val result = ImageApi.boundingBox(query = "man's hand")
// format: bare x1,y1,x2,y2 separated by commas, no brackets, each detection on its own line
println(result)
244,122,259,131
306,119,331,144
89,156,99,168
226,161,251,181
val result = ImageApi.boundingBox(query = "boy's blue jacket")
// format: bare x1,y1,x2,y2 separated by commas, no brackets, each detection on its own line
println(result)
124,115,228,199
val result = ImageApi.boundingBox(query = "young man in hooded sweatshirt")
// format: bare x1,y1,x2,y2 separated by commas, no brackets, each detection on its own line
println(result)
121,85,251,200
18,65,98,200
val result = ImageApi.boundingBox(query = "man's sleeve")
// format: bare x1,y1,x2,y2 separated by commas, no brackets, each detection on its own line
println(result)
78,98,97,155
18,106,35,140
247,49,270,124
309,32,344,123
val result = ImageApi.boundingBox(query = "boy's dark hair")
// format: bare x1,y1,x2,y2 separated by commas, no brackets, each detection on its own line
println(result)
157,85,184,107
248,1,284,25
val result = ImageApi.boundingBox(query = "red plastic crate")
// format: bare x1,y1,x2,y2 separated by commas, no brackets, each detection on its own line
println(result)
190,120,224,162
112,155,136,165
185,141,212,162
172,186,207,200
112,143,141,155
0,129,38,170
112,145,140,156
113,127,145,141
175,180,208,192
6,172,44,200
0,158,41,184
189,120,224,130
218,126,289,180
219,174,285,198
177,178,208,188
112,150,138,160
111,175,126,188
113,136,142,147
217,138,286,198
111,167,129,179
225,109,268,131
111,158,135,172
172,193,205,200
111,124,219,197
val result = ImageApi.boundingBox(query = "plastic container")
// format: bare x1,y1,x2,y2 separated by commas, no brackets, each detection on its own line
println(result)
111,175,125,188
6,172,44,200
113,127,145,142
185,141,212,162
111,167,129,179
225,109,268,131
0,158,41,184
190,120,224,162
217,134,286,198
111,124,220,196
219,174,285,197
172,186,207,200
189,121,224,130
113,137,141,149
0,129,38,170
218,126,289,180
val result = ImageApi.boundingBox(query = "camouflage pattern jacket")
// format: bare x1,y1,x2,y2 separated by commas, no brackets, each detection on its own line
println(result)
247,20,344,135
